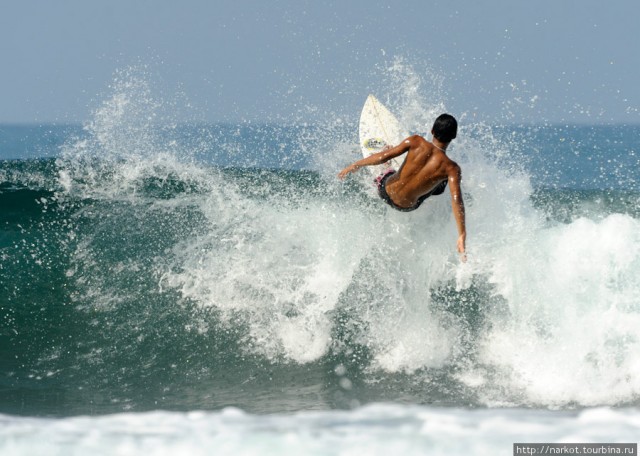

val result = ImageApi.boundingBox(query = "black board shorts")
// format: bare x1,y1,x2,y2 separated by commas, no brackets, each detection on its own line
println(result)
376,170,447,212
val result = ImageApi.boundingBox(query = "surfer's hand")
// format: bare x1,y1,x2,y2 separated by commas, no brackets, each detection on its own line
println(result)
338,165,358,179
457,233,467,262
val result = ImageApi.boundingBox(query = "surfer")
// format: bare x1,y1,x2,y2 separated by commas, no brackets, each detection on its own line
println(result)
338,114,466,258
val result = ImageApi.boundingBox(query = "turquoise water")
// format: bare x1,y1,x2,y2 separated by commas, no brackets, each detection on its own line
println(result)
1,71,639,453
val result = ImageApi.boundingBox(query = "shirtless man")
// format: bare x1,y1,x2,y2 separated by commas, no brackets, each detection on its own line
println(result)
338,114,466,257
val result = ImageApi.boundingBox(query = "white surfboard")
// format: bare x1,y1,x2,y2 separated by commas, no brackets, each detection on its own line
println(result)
358,94,409,177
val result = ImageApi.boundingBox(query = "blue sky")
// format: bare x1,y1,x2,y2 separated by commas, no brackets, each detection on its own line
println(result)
1,0,639,124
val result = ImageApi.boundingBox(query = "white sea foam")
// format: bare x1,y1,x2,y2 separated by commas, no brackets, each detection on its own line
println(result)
478,213,640,406
1,405,638,456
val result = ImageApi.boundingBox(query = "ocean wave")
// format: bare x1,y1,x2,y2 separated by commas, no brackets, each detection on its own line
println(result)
1,66,639,415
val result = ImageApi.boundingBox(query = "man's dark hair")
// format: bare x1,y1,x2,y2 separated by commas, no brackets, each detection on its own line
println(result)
432,114,458,143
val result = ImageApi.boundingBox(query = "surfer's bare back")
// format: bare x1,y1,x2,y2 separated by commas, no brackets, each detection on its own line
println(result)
338,114,466,258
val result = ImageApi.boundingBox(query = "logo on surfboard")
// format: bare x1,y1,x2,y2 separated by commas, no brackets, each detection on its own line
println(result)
363,137,387,150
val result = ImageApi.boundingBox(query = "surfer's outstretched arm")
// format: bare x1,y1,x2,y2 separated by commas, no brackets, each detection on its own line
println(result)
448,165,467,259
338,138,412,179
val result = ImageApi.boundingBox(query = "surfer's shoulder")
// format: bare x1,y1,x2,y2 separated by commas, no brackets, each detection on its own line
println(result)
446,160,462,178
405,134,427,146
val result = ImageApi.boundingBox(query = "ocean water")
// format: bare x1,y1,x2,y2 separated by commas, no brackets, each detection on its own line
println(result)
1,70,639,454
